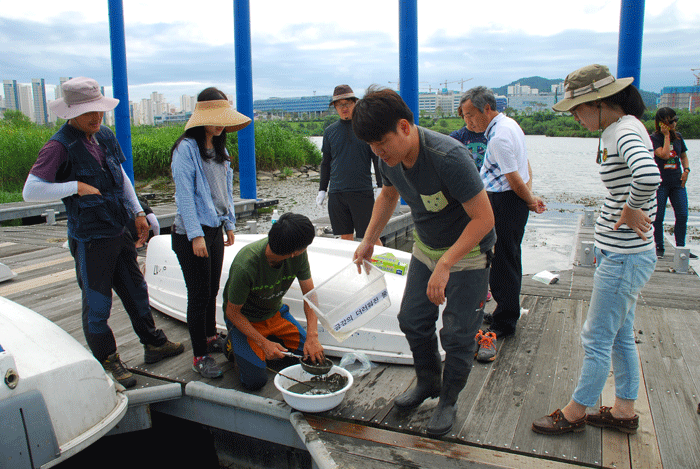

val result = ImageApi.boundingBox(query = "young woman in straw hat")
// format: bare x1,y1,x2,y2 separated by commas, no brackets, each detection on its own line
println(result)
170,87,251,378
532,65,660,435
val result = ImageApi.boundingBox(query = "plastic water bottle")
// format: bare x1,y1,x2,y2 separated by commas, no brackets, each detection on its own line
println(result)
271,209,279,224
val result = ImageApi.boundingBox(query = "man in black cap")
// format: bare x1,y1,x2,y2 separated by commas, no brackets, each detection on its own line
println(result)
317,85,383,244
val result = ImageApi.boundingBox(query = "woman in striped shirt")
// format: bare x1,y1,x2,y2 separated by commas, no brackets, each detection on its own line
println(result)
532,64,660,436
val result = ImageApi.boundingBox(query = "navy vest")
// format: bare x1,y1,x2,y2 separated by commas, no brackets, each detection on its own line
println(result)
51,123,130,241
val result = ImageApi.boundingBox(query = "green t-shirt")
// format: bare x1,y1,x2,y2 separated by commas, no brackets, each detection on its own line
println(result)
223,237,312,322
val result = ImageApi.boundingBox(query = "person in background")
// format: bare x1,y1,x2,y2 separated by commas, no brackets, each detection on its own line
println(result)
22,77,184,388
650,107,696,259
532,64,660,435
450,106,488,171
317,85,383,245
459,86,546,363
451,98,492,303
222,213,325,391
170,87,251,379
352,86,496,436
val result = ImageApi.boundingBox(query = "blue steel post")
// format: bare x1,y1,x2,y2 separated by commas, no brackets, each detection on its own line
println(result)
399,0,419,120
234,0,257,200
617,0,645,87
107,0,135,184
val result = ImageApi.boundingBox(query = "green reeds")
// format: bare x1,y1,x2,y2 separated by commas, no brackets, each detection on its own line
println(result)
0,120,321,193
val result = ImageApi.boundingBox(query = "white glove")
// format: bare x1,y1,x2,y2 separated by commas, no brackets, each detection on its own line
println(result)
316,191,327,207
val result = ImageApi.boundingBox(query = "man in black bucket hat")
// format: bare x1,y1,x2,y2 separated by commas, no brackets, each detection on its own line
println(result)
317,85,383,244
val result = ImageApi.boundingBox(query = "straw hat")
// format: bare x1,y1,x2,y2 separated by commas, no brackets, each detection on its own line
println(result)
184,100,251,132
49,77,119,120
552,64,634,112
329,84,357,106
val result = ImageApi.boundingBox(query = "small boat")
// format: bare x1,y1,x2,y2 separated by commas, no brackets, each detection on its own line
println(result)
145,234,446,364
0,262,16,283
0,296,128,468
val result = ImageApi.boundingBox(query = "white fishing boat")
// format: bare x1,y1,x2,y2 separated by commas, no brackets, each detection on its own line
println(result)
0,297,128,468
145,234,446,364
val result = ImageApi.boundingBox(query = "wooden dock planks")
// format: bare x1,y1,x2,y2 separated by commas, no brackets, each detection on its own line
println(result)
3,218,700,468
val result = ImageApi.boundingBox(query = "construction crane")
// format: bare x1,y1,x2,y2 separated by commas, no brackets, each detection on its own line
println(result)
441,78,474,92
692,68,700,86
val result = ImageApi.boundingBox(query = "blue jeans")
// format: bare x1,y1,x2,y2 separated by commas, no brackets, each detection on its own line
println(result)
653,183,688,250
571,247,656,407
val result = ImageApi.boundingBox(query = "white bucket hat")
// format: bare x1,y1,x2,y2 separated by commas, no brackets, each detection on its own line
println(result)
49,77,119,119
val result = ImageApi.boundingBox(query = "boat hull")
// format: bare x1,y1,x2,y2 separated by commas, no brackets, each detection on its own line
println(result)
0,297,128,468
144,234,446,364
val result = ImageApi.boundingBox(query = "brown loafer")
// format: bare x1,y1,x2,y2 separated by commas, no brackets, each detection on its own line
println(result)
532,409,586,435
586,406,639,434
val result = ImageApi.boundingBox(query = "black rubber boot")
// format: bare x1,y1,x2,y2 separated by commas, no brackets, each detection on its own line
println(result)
394,339,442,409
426,357,469,436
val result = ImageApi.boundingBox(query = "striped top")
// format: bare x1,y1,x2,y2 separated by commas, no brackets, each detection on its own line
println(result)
595,115,661,253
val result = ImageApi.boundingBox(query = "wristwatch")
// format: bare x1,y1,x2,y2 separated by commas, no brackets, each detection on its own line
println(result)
136,211,146,217
684,168,691,173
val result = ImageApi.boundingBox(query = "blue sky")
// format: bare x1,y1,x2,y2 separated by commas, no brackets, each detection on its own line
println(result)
2,0,699,107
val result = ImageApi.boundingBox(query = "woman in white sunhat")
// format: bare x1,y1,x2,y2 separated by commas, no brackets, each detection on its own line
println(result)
170,87,251,379
532,65,660,436
23,77,184,388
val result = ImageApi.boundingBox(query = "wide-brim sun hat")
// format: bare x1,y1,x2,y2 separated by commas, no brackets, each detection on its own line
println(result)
49,77,119,120
552,64,634,112
329,84,357,106
184,100,251,132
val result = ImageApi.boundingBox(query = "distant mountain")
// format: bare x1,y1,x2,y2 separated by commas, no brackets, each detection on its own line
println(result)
492,77,563,96
493,76,659,110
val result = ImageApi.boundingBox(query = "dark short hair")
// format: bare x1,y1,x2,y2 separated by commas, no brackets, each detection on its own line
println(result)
267,213,315,255
601,85,645,119
352,86,414,143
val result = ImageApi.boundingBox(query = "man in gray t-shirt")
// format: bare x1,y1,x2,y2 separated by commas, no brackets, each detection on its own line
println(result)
351,87,495,437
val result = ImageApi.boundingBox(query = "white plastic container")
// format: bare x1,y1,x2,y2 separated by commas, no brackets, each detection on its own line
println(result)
303,260,391,342
274,364,353,412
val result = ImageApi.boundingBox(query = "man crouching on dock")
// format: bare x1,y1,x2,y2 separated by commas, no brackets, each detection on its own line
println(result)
351,87,496,436
222,213,325,390
22,77,184,389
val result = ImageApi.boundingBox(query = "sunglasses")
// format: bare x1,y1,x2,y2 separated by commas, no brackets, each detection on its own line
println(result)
667,117,679,124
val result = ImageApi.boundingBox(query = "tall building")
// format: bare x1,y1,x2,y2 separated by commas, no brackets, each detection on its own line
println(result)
3,80,20,111
18,84,34,121
253,95,331,117
32,78,49,125
659,85,700,112
55,77,71,100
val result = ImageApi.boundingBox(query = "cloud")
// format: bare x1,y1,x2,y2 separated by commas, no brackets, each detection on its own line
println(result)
2,1,700,109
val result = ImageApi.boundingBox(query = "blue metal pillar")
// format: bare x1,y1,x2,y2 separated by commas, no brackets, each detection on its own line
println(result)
107,0,135,184
234,0,257,200
399,0,419,121
617,0,645,88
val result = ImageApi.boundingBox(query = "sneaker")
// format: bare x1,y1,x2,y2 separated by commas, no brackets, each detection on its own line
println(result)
475,331,498,362
206,333,227,354
192,355,223,379
689,252,698,259
102,352,137,388
144,340,185,364
656,248,665,259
